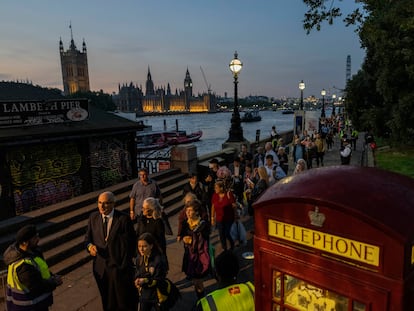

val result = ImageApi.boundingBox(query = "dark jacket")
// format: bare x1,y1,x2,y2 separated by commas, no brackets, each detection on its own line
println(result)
183,181,207,203
251,179,268,202
135,250,167,304
84,209,137,311
136,215,166,254
253,153,265,168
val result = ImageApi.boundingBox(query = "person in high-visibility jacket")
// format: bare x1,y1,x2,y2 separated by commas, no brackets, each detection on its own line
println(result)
3,225,62,311
196,250,255,311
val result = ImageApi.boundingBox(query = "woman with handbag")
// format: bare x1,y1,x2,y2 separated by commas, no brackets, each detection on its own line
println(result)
179,200,211,300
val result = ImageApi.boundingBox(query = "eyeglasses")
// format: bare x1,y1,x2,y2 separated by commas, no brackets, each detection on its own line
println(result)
139,174,147,177
98,201,114,205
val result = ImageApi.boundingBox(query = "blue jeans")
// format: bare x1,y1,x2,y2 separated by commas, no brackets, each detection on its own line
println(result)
216,221,234,250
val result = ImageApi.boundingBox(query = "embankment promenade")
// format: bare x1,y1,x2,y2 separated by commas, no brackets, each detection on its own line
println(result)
0,134,372,311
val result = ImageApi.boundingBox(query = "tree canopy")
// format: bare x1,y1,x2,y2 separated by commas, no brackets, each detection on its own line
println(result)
67,90,116,111
303,0,414,144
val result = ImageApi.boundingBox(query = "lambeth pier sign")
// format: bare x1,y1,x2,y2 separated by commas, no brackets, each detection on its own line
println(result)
0,99,89,127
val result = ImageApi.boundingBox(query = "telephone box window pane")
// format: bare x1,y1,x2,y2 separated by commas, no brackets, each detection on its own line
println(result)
353,301,366,310
284,275,349,310
273,270,282,300
272,304,281,311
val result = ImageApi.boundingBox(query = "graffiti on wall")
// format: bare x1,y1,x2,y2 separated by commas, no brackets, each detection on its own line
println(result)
89,137,132,190
7,142,83,214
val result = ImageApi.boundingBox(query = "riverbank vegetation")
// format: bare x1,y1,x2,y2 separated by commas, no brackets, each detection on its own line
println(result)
303,1,414,144
376,146,414,179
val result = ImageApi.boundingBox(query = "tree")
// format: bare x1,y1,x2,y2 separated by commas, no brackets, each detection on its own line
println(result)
66,90,116,111
303,0,414,143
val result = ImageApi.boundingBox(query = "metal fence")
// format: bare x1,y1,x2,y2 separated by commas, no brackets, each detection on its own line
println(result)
137,147,172,174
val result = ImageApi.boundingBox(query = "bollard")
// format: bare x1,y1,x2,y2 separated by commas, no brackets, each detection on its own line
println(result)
255,129,260,143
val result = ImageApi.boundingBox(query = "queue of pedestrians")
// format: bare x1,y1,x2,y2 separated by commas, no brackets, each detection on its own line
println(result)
3,112,371,311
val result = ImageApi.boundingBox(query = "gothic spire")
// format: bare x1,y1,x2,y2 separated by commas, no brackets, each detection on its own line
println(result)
69,22,76,50
147,66,152,80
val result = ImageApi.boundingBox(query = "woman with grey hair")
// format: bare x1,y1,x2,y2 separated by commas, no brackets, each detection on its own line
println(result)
136,197,168,267
293,158,307,175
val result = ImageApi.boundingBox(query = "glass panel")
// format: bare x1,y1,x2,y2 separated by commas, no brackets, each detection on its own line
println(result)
353,301,366,311
272,304,282,311
284,275,349,311
273,270,282,300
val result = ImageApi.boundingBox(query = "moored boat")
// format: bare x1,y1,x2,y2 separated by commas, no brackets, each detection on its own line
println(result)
163,130,203,145
136,130,203,151
136,132,168,151
241,109,262,122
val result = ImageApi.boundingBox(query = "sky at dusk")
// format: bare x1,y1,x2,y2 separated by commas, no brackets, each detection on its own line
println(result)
1,1,365,99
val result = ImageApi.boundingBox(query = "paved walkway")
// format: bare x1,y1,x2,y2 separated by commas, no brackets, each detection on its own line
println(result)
47,213,255,311
1,134,367,311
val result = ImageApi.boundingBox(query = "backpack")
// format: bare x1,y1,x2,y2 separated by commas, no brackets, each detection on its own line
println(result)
156,278,181,308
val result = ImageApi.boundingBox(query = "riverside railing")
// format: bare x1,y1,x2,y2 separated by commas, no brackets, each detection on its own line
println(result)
136,129,294,175
137,146,173,174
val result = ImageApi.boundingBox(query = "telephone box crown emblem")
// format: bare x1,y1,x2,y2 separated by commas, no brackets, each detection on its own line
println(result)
308,206,325,227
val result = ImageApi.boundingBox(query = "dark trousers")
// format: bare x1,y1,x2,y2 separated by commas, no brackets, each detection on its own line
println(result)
316,152,325,167
139,301,166,311
216,221,234,250
94,270,137,311
351,139,357,150
305,150,313,169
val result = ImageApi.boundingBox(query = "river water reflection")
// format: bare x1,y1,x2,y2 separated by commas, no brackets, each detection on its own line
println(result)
136,111,294,156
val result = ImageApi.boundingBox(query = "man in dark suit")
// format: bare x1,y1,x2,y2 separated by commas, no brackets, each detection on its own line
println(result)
85,191,137,311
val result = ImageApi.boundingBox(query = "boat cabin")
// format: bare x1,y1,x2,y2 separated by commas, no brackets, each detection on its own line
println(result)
241,109,261,122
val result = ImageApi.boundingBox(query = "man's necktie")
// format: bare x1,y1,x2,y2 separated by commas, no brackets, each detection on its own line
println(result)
103,216,108,239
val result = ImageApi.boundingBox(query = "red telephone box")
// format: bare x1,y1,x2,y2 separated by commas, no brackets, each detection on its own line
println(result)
254,166,414,310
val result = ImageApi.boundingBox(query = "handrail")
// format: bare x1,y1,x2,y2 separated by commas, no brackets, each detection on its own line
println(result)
136,129,294,175
137,146,173,174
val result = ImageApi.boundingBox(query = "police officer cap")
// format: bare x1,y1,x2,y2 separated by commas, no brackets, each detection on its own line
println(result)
16,225,38,244
215,250,239,280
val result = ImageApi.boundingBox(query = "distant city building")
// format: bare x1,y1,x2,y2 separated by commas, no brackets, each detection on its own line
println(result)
59,25,90,95
114,67,216,114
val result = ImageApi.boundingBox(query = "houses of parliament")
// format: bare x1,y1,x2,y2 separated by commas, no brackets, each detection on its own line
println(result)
59,32,216,114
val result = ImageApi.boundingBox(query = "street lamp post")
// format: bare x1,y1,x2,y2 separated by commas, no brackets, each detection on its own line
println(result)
321,89,326,118
226,51,245,142
299,80,305,110
332,94,336,116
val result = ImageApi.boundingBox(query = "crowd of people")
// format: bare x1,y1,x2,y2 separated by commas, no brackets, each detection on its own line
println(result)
291,113,361,173
4,112,369,311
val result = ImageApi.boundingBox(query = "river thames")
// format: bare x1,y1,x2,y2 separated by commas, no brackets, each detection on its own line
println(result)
134,110,294,156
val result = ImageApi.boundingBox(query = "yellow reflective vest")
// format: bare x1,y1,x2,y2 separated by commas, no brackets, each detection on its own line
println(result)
6,256,53,310
197,281,255,311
